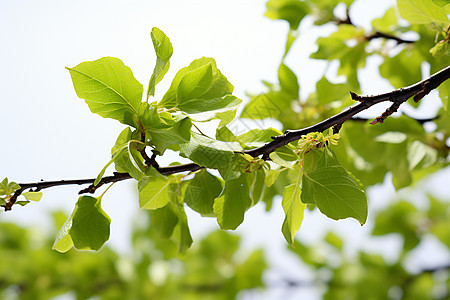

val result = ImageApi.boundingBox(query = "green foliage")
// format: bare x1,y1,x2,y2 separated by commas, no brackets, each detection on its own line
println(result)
184,169,223,216
0,215,265,299
397,0,449,27
265,0,310,30
147,27,173,98
281,167,306,245
180,132,242,169
53,195,111,252
301,148,368,225
67,57,143,127
213,174,252,230
288,193,450,299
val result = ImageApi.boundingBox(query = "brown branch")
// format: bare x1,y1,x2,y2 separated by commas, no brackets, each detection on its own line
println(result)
3,65,449,211
351,113,439,124
333,12,415,45
366,31,415,44
243,65,450,157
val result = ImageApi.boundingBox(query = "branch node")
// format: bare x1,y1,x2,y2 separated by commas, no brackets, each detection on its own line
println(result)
332,123,343,134
413,80,433,103
350,91,362,102
370,102,401,125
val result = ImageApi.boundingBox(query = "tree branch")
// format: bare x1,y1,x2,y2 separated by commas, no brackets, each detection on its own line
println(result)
3,65,449,211
366,31,415,44
333,10,415,45
244,65,450,157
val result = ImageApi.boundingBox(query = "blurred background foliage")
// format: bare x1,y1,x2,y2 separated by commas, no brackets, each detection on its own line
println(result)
1,191,448,299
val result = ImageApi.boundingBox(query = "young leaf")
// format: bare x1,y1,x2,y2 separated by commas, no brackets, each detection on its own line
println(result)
109,128,146,181
282,182,307,246
150,202,179,239
407,140,438,170
180,132,242,169
213,174,252,230
52,216,74,253
265,0,310,30
240,92,288,120
22,191,43,202
281,166,306,245
147,27,173,98
95,129,131,185
148,116,192,154
138,102,172,130
0,178,20,195
184,170,223,216
68,195,111,251
138,174,173,210
278,63,299,98
53,196,111,252
67,57,143,127
180,95,242,116
269,146,299,168
238,127,283,147
247,169,266,205
301,148,368,225
397,0,449,27
158,57,234,113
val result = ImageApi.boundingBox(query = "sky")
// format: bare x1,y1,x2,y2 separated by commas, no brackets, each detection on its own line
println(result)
1,0,449,299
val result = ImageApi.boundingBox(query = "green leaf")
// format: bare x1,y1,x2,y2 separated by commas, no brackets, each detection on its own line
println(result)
138,174,173,210
265,0,310,30
371,7,399,32
159,57,234,113
21,191,42,202
180,132,242,169
148,116,192,154
95,129,132,185
218,153,252,180
301,148,368,224
213,174,252,230
375,132,408,144
433,0,450,8
247,169,266,205
0,178,20,196
147,27,173,98
138,102,172,130
281,168,306,245
430,40,450,57
265,168,285,187
170,207,193,253
53,195,112,252
316,76,351,105
150,202,179,239
238,127,283,147
184,170,223,216
379,48,423,89
181,95,242,116
240,92,287,120
52,216,74,253
407,140,438,170
269,146,299,168
372,200,420,251
397,0,449,27
278,63,299,98
325,232,343,250
67,57,143,127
